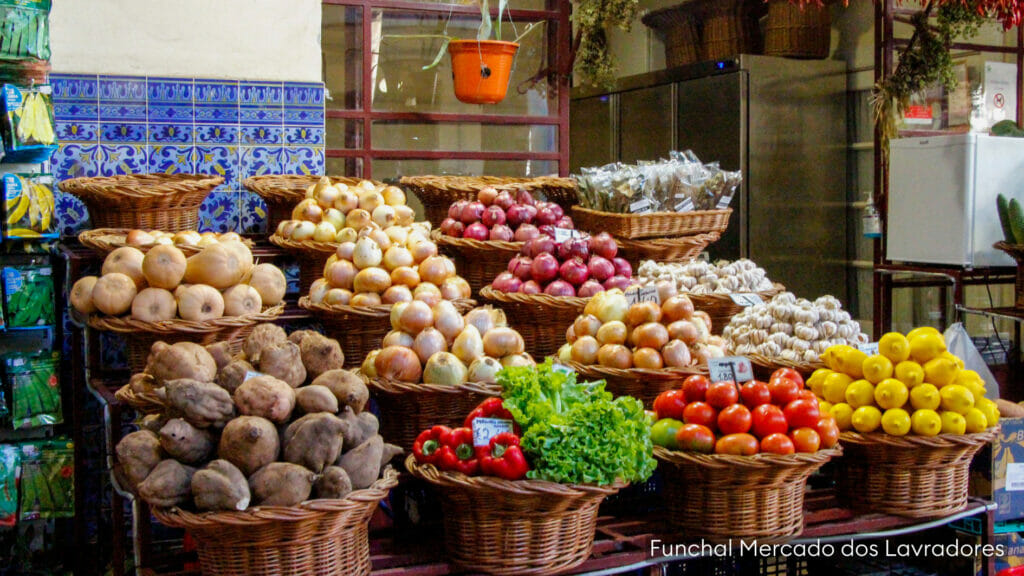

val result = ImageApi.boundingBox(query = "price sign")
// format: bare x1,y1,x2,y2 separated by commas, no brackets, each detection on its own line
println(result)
553,227,585,243
243,370,265,382
625,284,661,306
629,198,653,214
708,356,754,383
857,342,880,355
729,293,764,307
552,363,575,375
717,192,735,210
472,417,515,447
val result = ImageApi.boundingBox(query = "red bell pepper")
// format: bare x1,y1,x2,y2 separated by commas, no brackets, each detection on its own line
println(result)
412,425,451,465
437,427,479,475
463,397,521,436
478,432,529,480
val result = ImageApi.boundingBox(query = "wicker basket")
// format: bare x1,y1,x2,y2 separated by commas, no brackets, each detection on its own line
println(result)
654,445,839,542
151,467,399,576
430,228,521,295
113,375,165,414
367,377,501,449
478,285,589,359
616,232,721,267
642,2,701,68
747,352,824,381
59,174,223,231
686,283,786,335
269,233,337,294
78,228,253,256
406,456,624,576
243,175,384,233
701,0,759,60
567,361,705,407
87,305,284,374
572,206,731,240
994,241,1024,308
399,175,578,226
836,429,997,518
764,0,832,59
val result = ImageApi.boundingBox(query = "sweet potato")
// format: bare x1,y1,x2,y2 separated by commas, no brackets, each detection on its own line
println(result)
129,372,157,395
138,459,196,508
164,378,236,428
148,342,217,385
315,466,352,499
218,416,279,476
159,418,215,464
205,341,234,371
311,369,368,413
337,407,378,451
299,333,344,378
192,460,250,511
243,323,288,364
283,413,346,473
138,413,169,434
288,329,317,346
295,385,339,414
217,359,254,394
380,443,404,469
249,462,315,506
234,375,295,423
116,430,163,488
338,436,383,490
258,341,306,388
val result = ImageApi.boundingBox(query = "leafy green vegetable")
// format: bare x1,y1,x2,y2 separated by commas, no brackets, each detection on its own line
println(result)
499,360,655,486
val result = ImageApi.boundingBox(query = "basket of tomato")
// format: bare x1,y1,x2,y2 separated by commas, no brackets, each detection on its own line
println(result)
650,368,841,542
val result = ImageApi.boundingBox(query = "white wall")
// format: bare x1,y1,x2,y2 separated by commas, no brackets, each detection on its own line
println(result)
49,0,322,81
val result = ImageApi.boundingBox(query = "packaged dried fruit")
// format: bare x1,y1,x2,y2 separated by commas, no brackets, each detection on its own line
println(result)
3,173,56,239
1,83,56,163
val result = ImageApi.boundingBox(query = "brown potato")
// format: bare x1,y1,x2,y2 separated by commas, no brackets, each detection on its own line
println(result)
339,436,383,490
248,462,315,506
243,323,288,364
192,459,250,511
311,369,368,413
164,378,235,428
138,459,196,508
234,375,295,423
295,385,339,414
299,333,344,378
218,416,279,476
315,466,352,499
257,341,306,388
147,342,217,386
217,359,254,394
158,418,215,464
115,430,163,488
283,413,346,473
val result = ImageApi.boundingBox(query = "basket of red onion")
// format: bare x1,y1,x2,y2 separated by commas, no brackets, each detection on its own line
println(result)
435,187,577,294
478,231,637,358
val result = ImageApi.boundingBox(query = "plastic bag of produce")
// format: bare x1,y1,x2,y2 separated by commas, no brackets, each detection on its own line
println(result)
2,264,54,328
3,173,56,240
0,0,51,60
19,439,73,520
1,84,56,163
6,351,60,428
944,322,999,399
0,444,17,526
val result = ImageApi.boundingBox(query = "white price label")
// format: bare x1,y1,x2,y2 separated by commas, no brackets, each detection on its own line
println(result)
857,342,880,355
1008,463,1024,492
716,193,735,210
674,197,695,213
629,198,653,214
472,417,515,447
552,363,575,375
553,227,585,243
243,370,265,382
625,285,661,306
728,293,763,307
708,356,754,383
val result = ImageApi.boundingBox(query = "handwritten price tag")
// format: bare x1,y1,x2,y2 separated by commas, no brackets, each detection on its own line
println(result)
708,356,754,383
857,342,879,355
625,285,661,306
629,198,653,214
472,417,515,447
553,227,585,243
729,293,764,307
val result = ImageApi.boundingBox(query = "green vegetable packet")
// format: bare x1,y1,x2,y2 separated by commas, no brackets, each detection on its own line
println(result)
19,438,73,520
2,263,54,328
0,0,51,60
0,444,18,526
6,351,60,428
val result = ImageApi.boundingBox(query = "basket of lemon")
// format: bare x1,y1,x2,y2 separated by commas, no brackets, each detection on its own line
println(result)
807,327,999,518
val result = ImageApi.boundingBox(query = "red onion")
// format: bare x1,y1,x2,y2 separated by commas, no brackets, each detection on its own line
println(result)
548,203,564,220
577,279,604,297
506,205,530,227
492,272,522,293
536,207,558,226
589,232,618,259
587,255,615,281
538,225,555,238
513,224,540,242
555,215,574,229
478,187,498,206
516,189,536,206
523,236,555,258
460,201,485,224
463,222,489,240
521,280,542,294
449,200,468,220
603,275,633,291
494,191,515,211
530,253,560,283
482,205,506,227
559,258,590,286
489,224,514,241
520,204,537,224
612,257,632,278
568,237,590,260
440,218,464,238
508,256,533,280
544,280,576,297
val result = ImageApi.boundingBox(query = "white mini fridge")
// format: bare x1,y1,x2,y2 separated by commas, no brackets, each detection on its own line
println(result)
887,133,1023,267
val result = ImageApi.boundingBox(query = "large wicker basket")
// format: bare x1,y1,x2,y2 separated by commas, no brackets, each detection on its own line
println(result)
269,233,337,294
400,175,578,226
430,229,521,295
567,361,705,407
763,0,832,59
478,285,589,359
836,429,997,518
151,467,399,576
994,241,1024,308
406,456,624,576
685,283,786,335
642,2,700,68
616,232,721,267
243,175,383,233
78,228,252,256
87,305,284,374
60,174,223,231
701,0,761,60
655,445,839,542
367,377,501,449
571,206,731,240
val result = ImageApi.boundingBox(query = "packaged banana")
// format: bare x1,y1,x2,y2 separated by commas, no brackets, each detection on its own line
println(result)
2,173,56,240
1,83,56,163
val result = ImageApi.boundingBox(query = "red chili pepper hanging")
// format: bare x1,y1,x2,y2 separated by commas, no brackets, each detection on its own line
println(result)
437,427,479,475
412,425,451,465
478,432,529,480
463,397,521,436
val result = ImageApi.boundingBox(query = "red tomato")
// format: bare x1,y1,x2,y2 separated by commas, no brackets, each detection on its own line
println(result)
750,404,788,438
815,417,840,449
715,433,759,455
767,376,801,406
717,404,752,435
790,427,821,453
740,380,771,408
675,423,716,454
653,389,687,421
797,389,818,402
759,433,795,455
783,399,821,429
705,381,739,409
772,368,805,387
682,375,711,403
683,401,718,430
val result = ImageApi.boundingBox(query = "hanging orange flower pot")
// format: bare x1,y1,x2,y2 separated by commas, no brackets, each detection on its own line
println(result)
448,39,519,104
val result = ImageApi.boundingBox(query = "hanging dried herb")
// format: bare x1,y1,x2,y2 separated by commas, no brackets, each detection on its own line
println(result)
572,0,640,87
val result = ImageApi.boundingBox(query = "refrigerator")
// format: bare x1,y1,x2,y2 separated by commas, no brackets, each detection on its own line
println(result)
887,133,1021,267
571,55,848,301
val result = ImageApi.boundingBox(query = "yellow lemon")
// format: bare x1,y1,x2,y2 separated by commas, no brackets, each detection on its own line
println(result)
807,368,833,397
840,348,868,379
823,372,854,404
954,369,982,386
881,408,911,436
976,398,1001,427
874,378,909,410
964,408,988,433
830,403,854,431
894,361,925,388
878,332,911,363
862,354,894,384
939,385,975,415
940,411,967,435
845,379,877,409
909,333,946,364
941,351,965,369
906,326,943,342
910,409,942,436
909,383,941,411
961,379,987,403
923,356,959,387
821,345,854,372
851,405,882,433
818,400,833,415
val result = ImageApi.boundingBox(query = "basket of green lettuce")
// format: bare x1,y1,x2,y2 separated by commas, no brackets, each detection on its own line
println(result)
406,360,655,576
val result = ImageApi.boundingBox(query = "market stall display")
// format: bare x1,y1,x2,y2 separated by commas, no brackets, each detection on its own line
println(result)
59,174,224,231
399,175,578,226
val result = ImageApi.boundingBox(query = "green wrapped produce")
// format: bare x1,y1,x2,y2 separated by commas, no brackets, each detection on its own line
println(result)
2,263,54,328
6,351,60,428
19,438,73,520
0,0,51,60
0,444,17,526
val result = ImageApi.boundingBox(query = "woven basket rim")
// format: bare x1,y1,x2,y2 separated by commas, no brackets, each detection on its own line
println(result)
151,466,399,528
839,428,999,449
654,444,841,469
114,383,165,413
269,232,339,254
478,285,592,310
366,374,502,396
87,305,284,335
399,175,575,191
573,205,732,222
747,353,824,373
298,296,477,319
60,173,224,200
78,228,253,256
405,455,625,497
642,282,786,304
242,175,386,203
429,228,523,252
616,231,722,248
566,360,707,380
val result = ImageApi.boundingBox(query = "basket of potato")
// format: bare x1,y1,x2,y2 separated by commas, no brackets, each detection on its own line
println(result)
70,240,286,373
115,325,400,576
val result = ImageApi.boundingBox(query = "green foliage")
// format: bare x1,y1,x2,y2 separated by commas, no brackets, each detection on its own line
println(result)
573,0,639,87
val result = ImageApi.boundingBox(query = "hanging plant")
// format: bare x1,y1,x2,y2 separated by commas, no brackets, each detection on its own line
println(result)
790,0,1021,29
572,0,641,87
